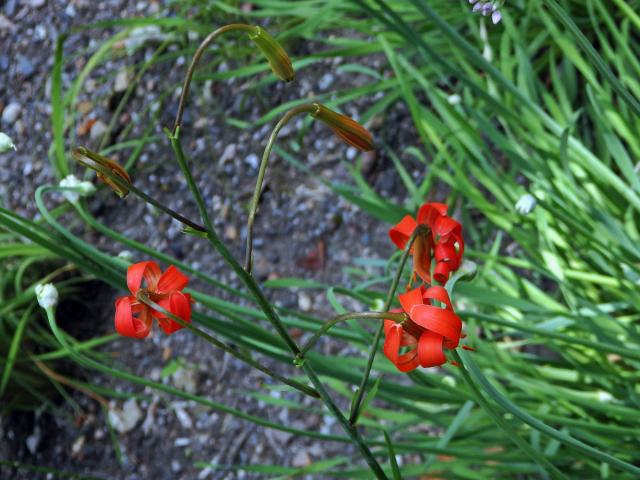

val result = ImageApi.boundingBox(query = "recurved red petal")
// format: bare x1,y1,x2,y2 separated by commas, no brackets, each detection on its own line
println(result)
398,286,426,315
433,215,461,238
417,203,448,227
157,265,189,293
127,261,162,295
413,231,432,284
417,331,447,367
410,304,461,349
383,323,402,365
156,291,192,335
114,296,152,338
388,215,418,251
433,262,451,284
422,285,454,310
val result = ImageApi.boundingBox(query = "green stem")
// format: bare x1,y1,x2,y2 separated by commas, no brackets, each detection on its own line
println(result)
451,351,567,480
244,103,318,272
349,225,427,424
136,293,319,398
165,130,387,478
299,311,407,357
173,23,255,133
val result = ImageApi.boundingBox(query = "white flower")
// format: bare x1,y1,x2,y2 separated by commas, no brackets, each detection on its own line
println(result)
117,250,134,262
35,283,58,310
597,391,614,403
0,132,17,153
515,194,537,215
59,175,96,204
447,94,462,105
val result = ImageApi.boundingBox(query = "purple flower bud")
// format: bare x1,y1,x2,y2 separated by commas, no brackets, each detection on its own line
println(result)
492,10,502,24
482,3,493,15
472,2,483,12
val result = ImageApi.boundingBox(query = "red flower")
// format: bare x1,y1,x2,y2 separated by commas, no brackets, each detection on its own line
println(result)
383,286,461,371
115,261,192,338
389,202,464,283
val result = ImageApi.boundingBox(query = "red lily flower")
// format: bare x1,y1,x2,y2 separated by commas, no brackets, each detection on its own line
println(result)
388,202,464,284
383,286,462,371
114,261,192,338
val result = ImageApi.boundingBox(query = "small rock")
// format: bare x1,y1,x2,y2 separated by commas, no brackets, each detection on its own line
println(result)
71,435,85,458
174,406,193,429
219,143,236,165
171,365,198,393
108,398,143,433
318,73,334,90
2,103,22,123
114,69,130,93
64,3,76,17
224,225,237,241
25,0,46,7
171,460,182,473
25,428,41,454
174,437,190,447
292,450,311,468
89,120,107,142
244,153,259,170
0,15,16,32
297,292,312,311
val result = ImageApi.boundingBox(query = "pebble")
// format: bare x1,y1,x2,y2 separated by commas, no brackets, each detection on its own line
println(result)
244,153,259,170
89,120,107,141
2,103,22,123
108,398,143,433
292,450,311,467
318,73,334,90
114,69,130,93
297,292,312,311
17,55,35,79
25,0,46,7
25,428,41,454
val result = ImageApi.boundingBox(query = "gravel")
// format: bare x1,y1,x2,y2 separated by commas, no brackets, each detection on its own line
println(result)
0,1,427,479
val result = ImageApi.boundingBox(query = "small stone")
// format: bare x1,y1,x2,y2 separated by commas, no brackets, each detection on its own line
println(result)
26,428,41,454
292,450,311,468
174,437,191,447
244,153,259,170
71,435,85,457
297,292,312,312
108,398,143,433
219,143,236,164
2,102,22,123
114,69,130,93
89,120,107,142
0,15,16,32
64,3,76,17
174,406,193,429
318,73,334,90
25,0,46,7
224,225,237,241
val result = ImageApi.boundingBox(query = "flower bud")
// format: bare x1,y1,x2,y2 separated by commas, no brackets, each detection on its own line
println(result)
0,132,17,153
515,193,537,215
72,146,131,198
249,26,294,83
35,283,59,310
311,103,375,152
59,174,96,204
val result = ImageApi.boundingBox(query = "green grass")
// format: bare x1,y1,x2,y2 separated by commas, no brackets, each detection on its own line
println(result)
2,0,639,477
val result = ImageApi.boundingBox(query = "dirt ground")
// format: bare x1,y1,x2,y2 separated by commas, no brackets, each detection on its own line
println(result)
1,1,425,479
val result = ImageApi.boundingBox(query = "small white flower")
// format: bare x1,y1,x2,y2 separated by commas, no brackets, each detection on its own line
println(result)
597,391,614,403
0,132,17,153
117,250,134,262
447,94,462,105
59,175,96,204
35,283,58,310
515,194,537,215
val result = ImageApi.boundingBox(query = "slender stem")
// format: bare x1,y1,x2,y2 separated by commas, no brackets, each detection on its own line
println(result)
301,362,389,480
165,130,388,477
244,103,318,272
349,225,427,424
299,311,407,357
173,23,255,133
84,162,207,233
136,293,319,398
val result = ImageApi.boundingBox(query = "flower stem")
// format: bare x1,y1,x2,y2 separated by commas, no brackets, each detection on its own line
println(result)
244,103,318,272
173,23,255,133
136,292,319,398
299,311,407,357
165,129,388,478
349,225,427,425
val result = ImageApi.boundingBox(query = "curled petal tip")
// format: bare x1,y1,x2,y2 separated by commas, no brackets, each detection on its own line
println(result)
249,26,295,83
311,103,375,152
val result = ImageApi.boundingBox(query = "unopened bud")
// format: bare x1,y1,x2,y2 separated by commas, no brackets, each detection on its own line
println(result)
515,193,537,215
59,174,96,204
35,283,58,310
0,132,17,153
249,26,294,83
72,147,131,198
311,103,375,152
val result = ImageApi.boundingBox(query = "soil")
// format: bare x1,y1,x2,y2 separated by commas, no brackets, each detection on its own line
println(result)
1,1,426,479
